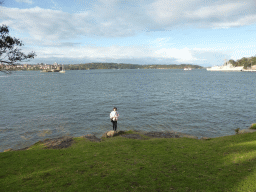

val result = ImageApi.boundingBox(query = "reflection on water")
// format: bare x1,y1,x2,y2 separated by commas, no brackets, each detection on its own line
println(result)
1,69,256,151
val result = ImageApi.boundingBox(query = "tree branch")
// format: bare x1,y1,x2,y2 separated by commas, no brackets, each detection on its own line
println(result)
0,24,36,70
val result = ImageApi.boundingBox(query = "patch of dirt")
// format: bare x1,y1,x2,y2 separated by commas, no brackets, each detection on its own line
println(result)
7,136,74,151
43,136,74,149
120,131,180,139
143,131,180,138
83,135,101,142
15,147,30,151
120,134,144,140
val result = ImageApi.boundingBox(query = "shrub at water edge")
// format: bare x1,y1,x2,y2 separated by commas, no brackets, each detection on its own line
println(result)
249,123,256,129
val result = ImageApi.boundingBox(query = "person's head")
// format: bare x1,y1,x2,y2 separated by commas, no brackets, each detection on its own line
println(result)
113,107,117,111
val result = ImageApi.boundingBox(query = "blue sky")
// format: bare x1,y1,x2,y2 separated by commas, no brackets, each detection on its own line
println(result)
1,0,256,67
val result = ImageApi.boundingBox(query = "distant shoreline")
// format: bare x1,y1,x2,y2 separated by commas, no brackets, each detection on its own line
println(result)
1,63,203,72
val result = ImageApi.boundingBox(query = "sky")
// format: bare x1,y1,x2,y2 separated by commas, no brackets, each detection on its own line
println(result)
1,0,256,67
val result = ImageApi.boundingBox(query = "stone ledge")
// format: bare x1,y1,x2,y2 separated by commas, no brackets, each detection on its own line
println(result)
238,128,256,134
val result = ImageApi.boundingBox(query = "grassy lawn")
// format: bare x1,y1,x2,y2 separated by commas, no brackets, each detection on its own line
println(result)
1,131,256,192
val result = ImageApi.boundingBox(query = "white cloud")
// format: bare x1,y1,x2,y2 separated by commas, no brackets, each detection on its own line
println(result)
146,0,256,29
0,6,142,40
21,41,232,66
31,44,205,65
36,45,152,60
1,0,256,40
155,47,197,62
213,15,256,28
0,7,89,40
188,2,246,19
15,0,33,4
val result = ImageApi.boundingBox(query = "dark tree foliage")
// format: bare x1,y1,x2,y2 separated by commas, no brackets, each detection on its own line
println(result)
228,59,236,66
63,63,203,70
229,56,256,69
0,24,36,72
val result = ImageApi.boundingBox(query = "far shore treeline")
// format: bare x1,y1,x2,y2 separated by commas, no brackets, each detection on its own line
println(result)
65,63,203,70
229,56,256,69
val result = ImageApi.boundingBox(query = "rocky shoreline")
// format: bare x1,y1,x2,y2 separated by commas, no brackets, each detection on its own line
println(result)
3,128,256,152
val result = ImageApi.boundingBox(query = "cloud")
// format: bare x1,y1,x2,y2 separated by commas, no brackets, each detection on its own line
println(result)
155,48,198,62
190,49,230,66
26,43,226,66
1,1,256,66
146,0,256,29
16,39,232,66
1,0,256,40
0,7,84,40
0,6,143,40
15,0,33,4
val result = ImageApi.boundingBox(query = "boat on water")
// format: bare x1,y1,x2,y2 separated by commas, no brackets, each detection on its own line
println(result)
59,65,65,73
184,67,192,70
207,61,244,71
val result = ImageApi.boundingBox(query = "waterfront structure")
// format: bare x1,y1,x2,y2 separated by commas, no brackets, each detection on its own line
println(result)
59,64,65,73
206,61,244,71
40,63,61,72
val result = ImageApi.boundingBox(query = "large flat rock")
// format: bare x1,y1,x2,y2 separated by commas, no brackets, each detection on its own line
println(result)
238,129,256,134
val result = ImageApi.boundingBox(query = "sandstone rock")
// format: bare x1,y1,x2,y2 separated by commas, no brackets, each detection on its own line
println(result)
201,137,210,140
184,135,198,139
4,148,13,152
101,130,126,138
107,131,117,137
176,133,198,139
238,128,256,134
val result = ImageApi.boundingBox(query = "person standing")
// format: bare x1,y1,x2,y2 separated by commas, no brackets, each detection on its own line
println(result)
110,107,119,131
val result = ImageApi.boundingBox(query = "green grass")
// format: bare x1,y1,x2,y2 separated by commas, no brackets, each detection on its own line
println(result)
249,123,256,129
1,131,256,192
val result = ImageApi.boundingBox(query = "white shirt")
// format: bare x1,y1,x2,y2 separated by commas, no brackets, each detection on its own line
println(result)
110,111,119,121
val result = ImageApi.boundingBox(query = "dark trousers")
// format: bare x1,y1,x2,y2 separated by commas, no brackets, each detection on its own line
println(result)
112,121,117,131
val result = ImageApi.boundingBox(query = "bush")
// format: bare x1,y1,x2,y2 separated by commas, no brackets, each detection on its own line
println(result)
249,123,256,129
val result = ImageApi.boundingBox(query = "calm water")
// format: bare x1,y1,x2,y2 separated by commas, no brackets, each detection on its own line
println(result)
1,69,256,151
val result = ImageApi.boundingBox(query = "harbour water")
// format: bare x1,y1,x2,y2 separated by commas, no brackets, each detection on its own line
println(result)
1,69,256,151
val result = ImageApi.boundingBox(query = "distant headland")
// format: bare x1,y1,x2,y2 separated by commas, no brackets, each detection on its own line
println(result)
0,62,203,71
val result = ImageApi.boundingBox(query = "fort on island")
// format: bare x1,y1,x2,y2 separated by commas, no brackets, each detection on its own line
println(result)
40,63,63,72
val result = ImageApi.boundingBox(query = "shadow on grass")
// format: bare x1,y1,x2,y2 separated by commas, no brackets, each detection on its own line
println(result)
209,133,256,191
0,131,256,191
